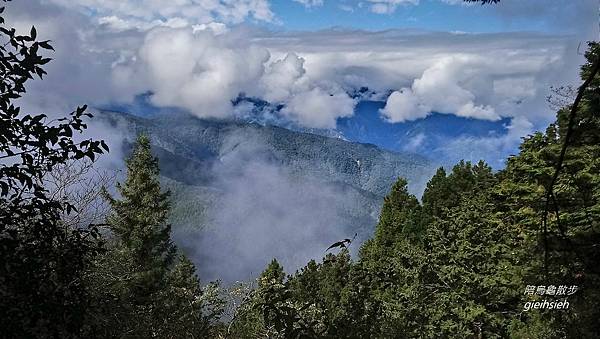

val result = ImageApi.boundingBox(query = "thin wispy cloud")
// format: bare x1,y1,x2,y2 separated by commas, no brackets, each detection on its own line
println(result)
294,0,325,8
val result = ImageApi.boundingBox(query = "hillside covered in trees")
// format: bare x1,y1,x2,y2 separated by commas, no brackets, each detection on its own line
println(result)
1,0,599,338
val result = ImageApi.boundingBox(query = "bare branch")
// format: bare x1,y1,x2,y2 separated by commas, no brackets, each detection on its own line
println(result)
44,159,116,228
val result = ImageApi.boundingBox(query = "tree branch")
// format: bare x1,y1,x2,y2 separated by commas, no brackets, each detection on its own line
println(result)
541,52,600,276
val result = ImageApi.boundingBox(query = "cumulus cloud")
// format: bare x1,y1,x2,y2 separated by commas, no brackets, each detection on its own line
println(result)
382,56,500,122
282,88,355,128
9,0,361,130
112,27,269,118
260,29,573,126
257,52,355,128
110,33,356,128
260,53,307,102
380,89,429,122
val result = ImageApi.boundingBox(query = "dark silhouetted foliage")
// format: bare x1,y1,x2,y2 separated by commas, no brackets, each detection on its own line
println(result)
0,1,108,337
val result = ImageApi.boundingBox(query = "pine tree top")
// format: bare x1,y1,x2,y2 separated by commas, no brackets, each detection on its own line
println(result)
105,133,175,271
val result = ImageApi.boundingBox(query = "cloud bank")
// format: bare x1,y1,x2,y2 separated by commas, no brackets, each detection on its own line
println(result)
187,157,350,283
10,0,585,134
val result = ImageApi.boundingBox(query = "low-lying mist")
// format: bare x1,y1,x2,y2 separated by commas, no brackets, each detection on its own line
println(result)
173,133,373,283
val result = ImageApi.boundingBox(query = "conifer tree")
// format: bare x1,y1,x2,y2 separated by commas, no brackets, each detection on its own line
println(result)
86,134,223,338
288,250,379,338
260,258,286,287
105,134,176,293
158,255,224,338
85,134,176,336
420,191,525,338
422,167,450,219
498,43,600,337
368,178,421,248
360,177,422,281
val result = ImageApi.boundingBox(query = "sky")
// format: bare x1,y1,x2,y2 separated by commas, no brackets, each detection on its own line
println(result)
7,0,600,167
273,0,593,33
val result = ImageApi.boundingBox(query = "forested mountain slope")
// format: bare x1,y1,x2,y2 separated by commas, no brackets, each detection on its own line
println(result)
98,111,436,281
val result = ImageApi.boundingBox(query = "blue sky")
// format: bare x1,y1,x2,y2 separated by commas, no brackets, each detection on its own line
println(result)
273,1,516,32
270,0,589,34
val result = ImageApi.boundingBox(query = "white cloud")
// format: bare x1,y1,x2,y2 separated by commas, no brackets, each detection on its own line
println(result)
97,15,192,31
294,0,325,8
282,88,355,128
113,27,270,119
46,0,275,31
313,31,572,125
255,30,573,122
381,56,501,122
367,0,419,14
381,89,429,122
109,31,356,128
257,52,356,128
192,22,229,35
260,53,307,102
493,77,536,100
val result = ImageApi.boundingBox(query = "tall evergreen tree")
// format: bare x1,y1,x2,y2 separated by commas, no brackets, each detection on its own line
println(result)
419,191,526,338
261,258,286,287
86,134,222,338
104,134,176,300
361,178,421,259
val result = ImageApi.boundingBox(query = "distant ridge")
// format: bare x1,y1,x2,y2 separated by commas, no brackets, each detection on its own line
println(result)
100,110,435,197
